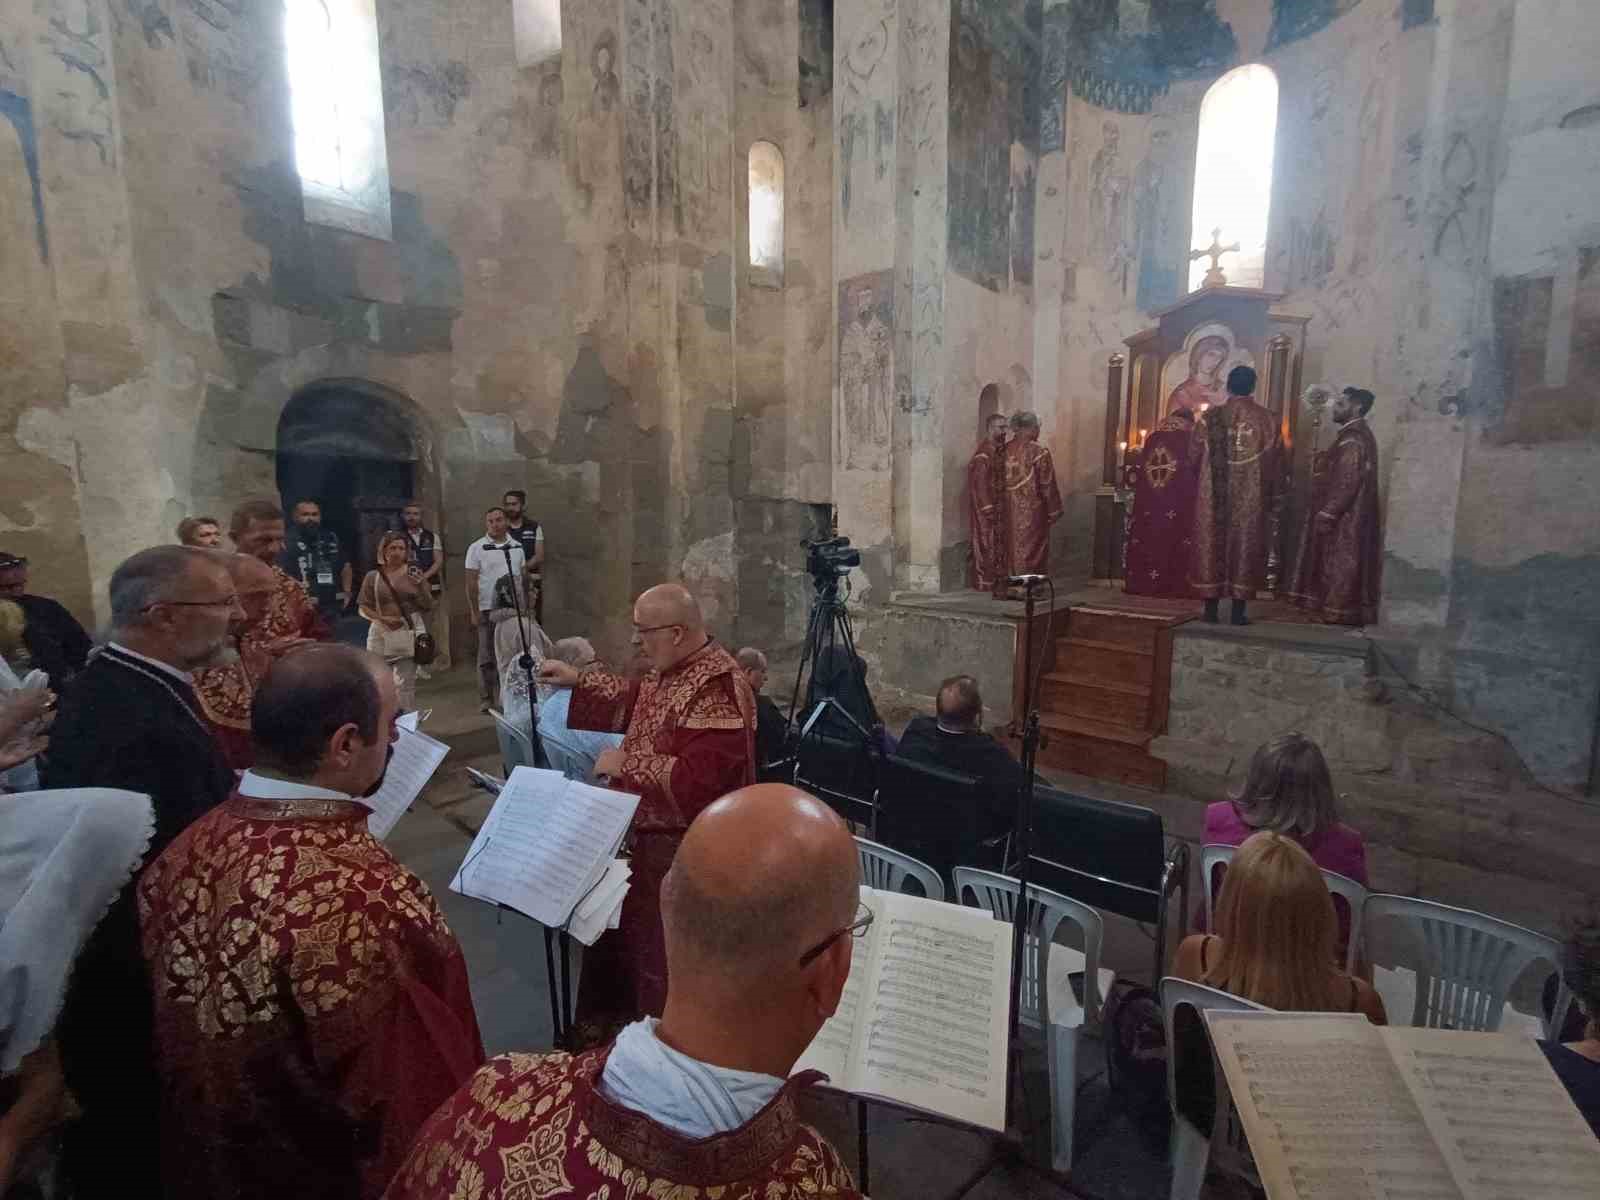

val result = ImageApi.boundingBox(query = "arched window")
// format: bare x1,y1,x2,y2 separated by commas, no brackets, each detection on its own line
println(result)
748,140,784,287
513,0,562,67
1189,64,1277,291
283,0,392,239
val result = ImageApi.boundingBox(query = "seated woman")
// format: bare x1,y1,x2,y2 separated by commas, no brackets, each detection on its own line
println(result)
1176,831,1386,1022
1202,733,1368,968
1541,917,1600,1137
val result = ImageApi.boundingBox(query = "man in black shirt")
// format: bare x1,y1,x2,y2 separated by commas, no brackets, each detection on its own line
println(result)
896,674,1022,838
280,499,351,616
502,489,545,621
737,646,789,767
0,550,93,686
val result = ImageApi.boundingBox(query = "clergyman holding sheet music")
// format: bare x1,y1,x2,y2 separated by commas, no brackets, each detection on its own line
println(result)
536,583,756,1047
390,784,866,1198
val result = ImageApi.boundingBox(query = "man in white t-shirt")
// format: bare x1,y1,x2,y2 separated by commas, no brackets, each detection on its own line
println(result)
463,506,524,711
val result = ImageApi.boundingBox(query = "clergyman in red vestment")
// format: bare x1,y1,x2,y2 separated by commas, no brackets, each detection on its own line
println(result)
385,784,863,1200
998,411,1064,595
967,411,1009,592
139,646,483,1200
540,583,756,1046
1125,409,1199,597
1189,366,1282,625
1288,387,1382,625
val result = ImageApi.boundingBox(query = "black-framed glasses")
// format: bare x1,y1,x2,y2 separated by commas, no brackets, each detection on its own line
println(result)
631,623,681,639
0,554,27,569
798,901,875,968
142,594,243,613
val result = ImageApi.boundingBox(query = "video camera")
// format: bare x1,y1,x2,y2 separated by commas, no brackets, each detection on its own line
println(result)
802,534,861,590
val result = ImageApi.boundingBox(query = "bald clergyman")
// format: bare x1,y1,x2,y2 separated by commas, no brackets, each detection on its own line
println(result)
539,583,756,1045
385,784,864,1200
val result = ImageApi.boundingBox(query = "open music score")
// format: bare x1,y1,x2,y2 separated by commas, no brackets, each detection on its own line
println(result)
1205,1013,1600,1200
793,887,1012,1132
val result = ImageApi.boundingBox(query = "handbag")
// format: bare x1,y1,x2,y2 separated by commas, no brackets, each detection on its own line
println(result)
377,571,436,666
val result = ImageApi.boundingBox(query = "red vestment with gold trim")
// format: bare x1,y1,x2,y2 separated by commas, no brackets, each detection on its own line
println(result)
1287,417,1381,625
967,436,1006,591
383,1047,863,1200
567,640,756,1044
137,791,484,1200
999,439,1063,587
1189,397,1281,599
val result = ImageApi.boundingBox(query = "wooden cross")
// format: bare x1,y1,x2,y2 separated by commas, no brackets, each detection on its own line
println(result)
1190,227,1240,288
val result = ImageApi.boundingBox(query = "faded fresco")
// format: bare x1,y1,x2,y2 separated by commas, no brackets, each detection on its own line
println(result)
838,271,894,469
1489,247,1600,444
799,0,834,110
947,0,1040,292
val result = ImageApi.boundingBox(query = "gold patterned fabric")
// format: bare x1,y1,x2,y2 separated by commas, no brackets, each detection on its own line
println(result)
998,439,1064,588
567,641,756,1043
383,1048,862,1200
137,790,484,1199
1287,417,1382,625
1189,397,1282,599
967,436,1006,591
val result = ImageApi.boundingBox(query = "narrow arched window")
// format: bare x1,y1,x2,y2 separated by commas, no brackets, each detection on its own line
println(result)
1189,64,1277,291
514,0,562,66
283,0,392,239
748,140,784,288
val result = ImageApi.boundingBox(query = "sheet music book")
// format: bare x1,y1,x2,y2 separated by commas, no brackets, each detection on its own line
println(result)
792,887,1012,1132
449,766,639,931
1205,1012,1600,1200
366,728,450,839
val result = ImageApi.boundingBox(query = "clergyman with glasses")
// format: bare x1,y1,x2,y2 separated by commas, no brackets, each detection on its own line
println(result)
387,783,866,1199
538,582,757,1047
42,545,240,1199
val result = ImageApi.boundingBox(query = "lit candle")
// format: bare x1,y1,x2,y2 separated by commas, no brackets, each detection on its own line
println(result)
1138,428,1148,447
1200,402,1209,413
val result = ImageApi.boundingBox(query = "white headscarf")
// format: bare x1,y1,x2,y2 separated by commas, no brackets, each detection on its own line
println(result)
0,788,154,1073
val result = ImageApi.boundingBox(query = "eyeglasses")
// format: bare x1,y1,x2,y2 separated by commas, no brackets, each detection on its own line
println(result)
798,901,875,968
631,623,681,639
142,594,244,613
0,554,26,569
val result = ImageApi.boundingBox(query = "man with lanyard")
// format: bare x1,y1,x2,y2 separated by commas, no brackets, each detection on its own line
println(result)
400,503,443,677
502,489,545,622
281,499,352,619
463,507,524,712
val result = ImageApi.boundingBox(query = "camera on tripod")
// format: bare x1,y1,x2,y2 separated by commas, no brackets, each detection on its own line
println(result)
801,535,861,589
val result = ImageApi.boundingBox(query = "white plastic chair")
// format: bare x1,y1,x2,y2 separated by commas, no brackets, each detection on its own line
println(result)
1159,977,1268,1200
954,867,1114,1175
1200,843,1369,973
855,837,944,902
491,709,535,774
1363,894,1571,1036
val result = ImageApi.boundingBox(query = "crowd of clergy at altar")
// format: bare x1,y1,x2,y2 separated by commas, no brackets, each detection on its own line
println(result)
1,477,1597,1198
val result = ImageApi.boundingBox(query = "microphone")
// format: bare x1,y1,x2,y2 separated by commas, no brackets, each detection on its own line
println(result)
1007,574,1047,585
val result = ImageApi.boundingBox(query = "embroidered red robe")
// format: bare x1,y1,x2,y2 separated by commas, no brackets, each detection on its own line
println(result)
967,435,1007,592
1287,416,1382,625
998,438,1064,589
137,791,485,1200
567,640,756,1044
382,1047,863,1200
1189,397,1282,599
1125,414,1199,597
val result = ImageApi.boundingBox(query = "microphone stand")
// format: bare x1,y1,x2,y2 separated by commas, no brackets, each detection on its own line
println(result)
1006,577,1043,1128
496,542,547,770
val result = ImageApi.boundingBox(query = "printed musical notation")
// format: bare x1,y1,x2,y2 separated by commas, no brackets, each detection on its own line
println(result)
1206,1015,1600,1200
793,888,1012,1132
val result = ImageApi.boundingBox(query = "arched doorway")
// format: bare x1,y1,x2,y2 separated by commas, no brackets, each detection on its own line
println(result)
275,381,437,647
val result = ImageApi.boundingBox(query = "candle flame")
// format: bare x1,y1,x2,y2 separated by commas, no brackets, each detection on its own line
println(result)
1200,402,1209,412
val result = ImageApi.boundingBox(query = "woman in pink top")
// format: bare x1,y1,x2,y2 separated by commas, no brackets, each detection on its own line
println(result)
1200,733,1368,966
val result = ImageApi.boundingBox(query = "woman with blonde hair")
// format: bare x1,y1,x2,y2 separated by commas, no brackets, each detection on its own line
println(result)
1175,831,1386,1020
1202,733,1368,965
357,531,433,711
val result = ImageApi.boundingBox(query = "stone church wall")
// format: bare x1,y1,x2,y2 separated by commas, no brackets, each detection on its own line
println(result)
0,0,834,662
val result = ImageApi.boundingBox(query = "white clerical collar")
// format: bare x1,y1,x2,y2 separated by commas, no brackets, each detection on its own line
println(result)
107,642,194,685
936,721,978,736
237,770,355,803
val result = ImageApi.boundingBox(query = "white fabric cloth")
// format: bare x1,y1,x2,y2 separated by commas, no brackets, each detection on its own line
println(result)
0,657,41,792
464,537,525,613
598,1018,784,1139
237,770,354,803
106,641,194,685
0,788,154,1072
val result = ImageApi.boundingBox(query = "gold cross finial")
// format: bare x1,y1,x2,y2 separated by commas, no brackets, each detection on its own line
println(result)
1189,227,1241,288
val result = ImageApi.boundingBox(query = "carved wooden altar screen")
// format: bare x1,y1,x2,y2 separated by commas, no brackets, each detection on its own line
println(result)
1095,286,1308,585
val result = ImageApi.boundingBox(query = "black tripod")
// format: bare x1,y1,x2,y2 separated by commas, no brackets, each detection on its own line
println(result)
496,544,547,770
785,570,881,748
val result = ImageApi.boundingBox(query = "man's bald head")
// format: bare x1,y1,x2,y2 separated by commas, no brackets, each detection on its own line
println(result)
216,551,277,627
631,582,708,673
662,784,859,991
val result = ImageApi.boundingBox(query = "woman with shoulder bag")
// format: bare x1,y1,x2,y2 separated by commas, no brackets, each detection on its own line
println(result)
358,532,434,711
